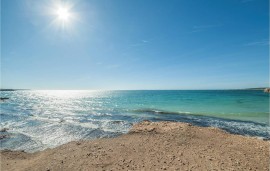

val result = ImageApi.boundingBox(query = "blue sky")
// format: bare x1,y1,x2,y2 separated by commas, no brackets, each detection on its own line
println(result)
1,0,269,90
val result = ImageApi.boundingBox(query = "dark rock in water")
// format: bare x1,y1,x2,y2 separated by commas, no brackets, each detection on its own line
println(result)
59,119,65,123
0,134,9,140
263,88,270,93
0,128,9,132
0,128,10,140
263,138,270,141
0,97,9,101
111,120,124,124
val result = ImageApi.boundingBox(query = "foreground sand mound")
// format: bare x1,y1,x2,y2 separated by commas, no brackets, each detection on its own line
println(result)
1,121,269,171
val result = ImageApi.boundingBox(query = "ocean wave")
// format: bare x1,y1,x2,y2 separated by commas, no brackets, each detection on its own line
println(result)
132,108,268,124
132,109,191,115
148,114,270,140
130,108,270,139
0,120,127,152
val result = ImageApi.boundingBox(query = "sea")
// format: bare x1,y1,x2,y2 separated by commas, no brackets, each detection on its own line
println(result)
0,90,269,152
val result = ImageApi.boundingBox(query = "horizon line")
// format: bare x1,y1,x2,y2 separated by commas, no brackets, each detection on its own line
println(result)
0,88,269,91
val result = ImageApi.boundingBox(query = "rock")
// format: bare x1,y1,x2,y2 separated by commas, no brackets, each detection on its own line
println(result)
59,119,65,123
0,134,9,140
263,88,270,93
0,97,9,102
111,120,124,124
0,128,9,132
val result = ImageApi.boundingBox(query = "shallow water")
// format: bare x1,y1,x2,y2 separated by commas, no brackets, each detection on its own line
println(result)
0,90,269,152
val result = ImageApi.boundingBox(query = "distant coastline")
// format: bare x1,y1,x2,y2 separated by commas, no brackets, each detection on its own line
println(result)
0,89,29,91
0,88,269,91
245,87,269,90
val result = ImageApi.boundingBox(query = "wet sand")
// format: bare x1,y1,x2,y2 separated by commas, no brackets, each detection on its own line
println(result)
1,121,269,171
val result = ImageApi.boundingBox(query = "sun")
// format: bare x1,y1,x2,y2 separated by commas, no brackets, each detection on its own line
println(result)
48,1,78,30
56,7,71,21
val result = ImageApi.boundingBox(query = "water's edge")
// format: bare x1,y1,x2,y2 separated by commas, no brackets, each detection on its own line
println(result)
1,90,269,152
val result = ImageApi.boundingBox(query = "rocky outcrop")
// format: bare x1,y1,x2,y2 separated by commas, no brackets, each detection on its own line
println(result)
263,88,270,93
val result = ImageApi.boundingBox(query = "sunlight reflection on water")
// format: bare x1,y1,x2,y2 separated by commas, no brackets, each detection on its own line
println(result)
0,90,269,152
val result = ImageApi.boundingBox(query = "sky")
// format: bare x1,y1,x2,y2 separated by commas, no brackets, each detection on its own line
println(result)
1,0,269,90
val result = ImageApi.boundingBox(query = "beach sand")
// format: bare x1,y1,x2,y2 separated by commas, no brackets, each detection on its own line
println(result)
1,121,269,171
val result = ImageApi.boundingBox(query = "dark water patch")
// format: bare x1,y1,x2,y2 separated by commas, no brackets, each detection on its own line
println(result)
236,99,244,104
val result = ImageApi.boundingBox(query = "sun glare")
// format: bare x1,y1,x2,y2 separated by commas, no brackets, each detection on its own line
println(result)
46,0,79,31
56,7,70,21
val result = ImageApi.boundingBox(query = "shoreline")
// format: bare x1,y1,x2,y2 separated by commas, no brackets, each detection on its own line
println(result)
1,121,269,171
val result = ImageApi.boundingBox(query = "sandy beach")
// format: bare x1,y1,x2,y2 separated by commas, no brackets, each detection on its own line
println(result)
1,121,269,171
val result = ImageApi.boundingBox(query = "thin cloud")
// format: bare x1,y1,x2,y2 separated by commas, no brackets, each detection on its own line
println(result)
191,24,222,33
244,40,269,46
130,40,149,47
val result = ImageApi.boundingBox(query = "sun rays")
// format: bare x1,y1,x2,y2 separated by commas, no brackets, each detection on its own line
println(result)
47,1,78,31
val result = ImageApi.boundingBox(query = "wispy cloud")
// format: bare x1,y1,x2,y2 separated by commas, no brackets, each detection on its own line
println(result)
191,24,222,33
244,40,269,46
130,40,149,47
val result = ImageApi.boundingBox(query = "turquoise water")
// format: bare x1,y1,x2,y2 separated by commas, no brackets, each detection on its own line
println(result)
0,90,269,152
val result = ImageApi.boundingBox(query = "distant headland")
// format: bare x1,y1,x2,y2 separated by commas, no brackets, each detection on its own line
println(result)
0,89,29,91
245,87,270,93
245,87,268,90
263,88,270,93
